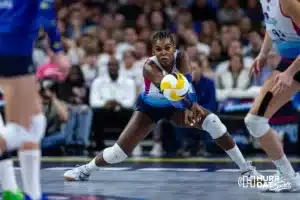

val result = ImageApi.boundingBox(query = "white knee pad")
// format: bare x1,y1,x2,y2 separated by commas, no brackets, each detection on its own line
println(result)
244,113,270,138
202,113,227,139
0,114,46,151
103,143,128,164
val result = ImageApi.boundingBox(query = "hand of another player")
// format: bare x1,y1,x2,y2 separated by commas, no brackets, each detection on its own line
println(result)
271,71,293,96
249,54,267,77
52,52,71,78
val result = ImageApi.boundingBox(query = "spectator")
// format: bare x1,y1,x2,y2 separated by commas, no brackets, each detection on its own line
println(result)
239,16,252,45
136,14,149,32
189,0,217,22
81,44,99,87
120,50,143,93
208,39,227,69
133,40,149,64
244,31,263,58
117,0,143,27
199,54,215,81
192,58,218,113
215,40,254,74
60,65,93,156
97,39,120,76
149,11,167,31
90,56,136,151
217,0,244,24
245,0,264,28
61,35,85,66
199,20,217,45
186,44,199,61
39,78,68,155
184,29,210,56
215,55,253,100
116,27,137,59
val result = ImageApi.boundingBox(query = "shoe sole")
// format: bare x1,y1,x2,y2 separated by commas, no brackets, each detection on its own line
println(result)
64,176,78,181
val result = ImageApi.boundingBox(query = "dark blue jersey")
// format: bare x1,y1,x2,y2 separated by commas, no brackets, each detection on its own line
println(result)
0,0,62,56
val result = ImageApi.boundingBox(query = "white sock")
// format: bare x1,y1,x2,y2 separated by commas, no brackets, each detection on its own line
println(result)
272,155,295,175
225,145,248,171
18,113,45,200
19,149,41,200
30,113,46,138
0,113,18,192
87,158,99,172
0,159,18,192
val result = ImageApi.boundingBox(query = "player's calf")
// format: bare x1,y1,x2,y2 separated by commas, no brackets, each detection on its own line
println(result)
19,113,45,200
0,152,19,195
200,113,261,176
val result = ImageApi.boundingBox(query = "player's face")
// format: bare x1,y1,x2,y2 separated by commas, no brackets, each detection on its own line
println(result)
152,38,176,67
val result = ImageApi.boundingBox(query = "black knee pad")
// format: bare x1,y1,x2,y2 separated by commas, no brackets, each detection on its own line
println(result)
257,91,273,117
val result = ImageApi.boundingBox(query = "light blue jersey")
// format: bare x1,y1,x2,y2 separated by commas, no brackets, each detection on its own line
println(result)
260,0,300,59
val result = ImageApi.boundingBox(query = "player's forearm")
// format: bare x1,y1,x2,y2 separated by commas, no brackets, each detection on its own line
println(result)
286,55,300,76
260,33,273,56
52,98,68,121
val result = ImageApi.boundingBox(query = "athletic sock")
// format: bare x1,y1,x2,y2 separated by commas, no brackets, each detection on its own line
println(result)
87,158,99,172
0,114,18,193
19,149,41,200
225,145,248,171
19,113,46,200
273,155,295,175
0,155,18,192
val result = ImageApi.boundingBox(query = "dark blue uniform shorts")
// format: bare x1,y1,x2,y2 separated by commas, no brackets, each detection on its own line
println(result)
135,94,177,123
0,55,35,77
277,58,300,83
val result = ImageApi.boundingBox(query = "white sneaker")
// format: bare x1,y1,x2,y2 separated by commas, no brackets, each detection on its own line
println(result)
132,144,143,157
149,143,164,157
64,165,91,181
259,172,300,192
241,161,264,184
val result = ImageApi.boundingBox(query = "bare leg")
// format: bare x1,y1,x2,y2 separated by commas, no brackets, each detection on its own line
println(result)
64,111,155,181
94,111,154,166
170,108,251,172
245,71,300,175
0,75,44,199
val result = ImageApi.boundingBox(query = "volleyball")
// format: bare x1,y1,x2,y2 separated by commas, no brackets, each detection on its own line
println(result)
160,72,190,101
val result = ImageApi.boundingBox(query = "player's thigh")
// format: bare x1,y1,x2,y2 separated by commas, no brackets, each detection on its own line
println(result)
250,71,300,118
117,111,154,153
0,55,38,109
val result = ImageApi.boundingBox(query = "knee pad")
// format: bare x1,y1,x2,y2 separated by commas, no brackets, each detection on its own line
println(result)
244,113,270,138
0,123,33,150
202,113,227,139
103,143,128,164
0,114,46,151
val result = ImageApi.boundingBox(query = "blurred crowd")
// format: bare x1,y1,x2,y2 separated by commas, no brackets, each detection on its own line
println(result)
33,0,297,157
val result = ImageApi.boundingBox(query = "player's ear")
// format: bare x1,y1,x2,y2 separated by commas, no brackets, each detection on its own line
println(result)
152,49,155,56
